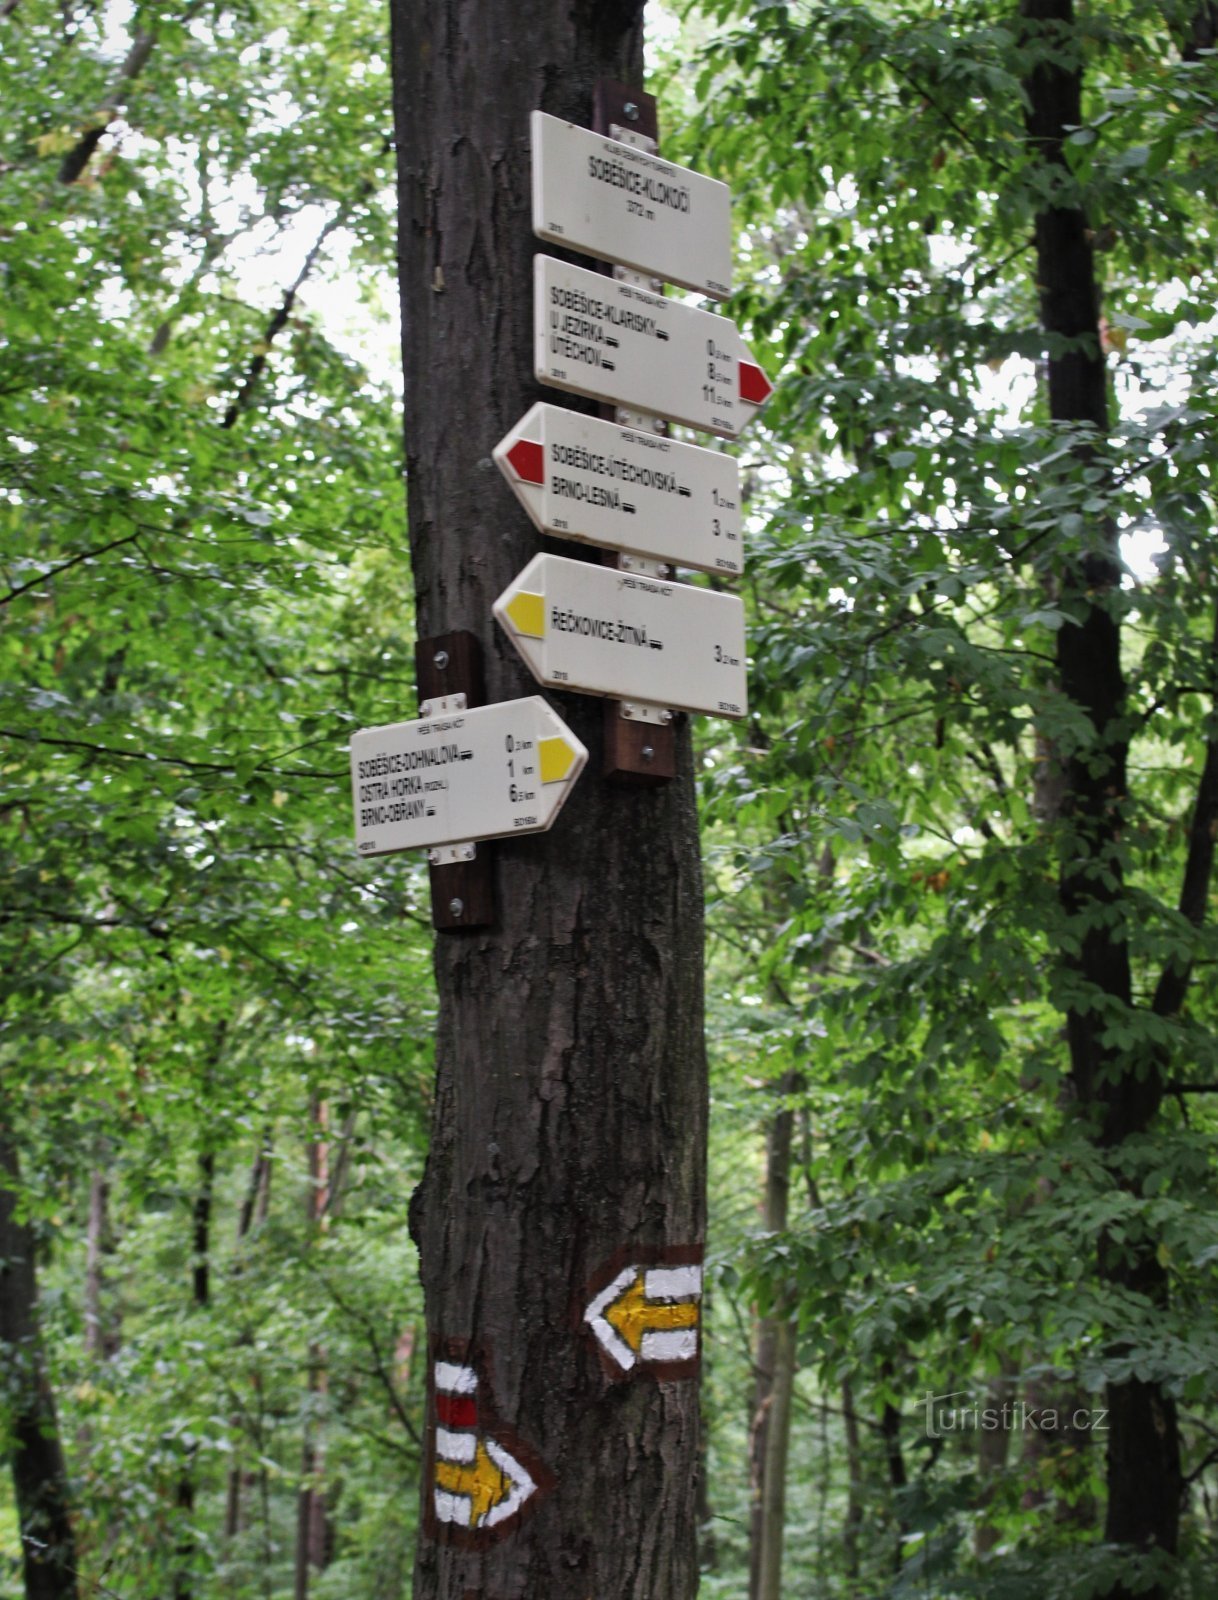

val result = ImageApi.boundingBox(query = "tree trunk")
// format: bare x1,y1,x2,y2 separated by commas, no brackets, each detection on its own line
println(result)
1020,2,1181,1585
755,1315,796,1600
748,1073,797,1600
83,1162,111,1361
974,1360,1017,1555
840,1376,863,1582
388,4,708,1596
0,1135,80,1600
173,1146,213,1600
226,1132,274,1541
295,1105,332,1600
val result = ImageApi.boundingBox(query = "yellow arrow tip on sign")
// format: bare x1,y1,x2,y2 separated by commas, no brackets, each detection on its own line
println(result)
538,736,577,784
504,590,545,638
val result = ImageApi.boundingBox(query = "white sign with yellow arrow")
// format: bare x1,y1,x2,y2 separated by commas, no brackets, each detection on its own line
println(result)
350,696,586,857
493,553,748,721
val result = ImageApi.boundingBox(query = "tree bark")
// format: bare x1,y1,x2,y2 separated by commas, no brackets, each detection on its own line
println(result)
1020,1,1181,1585
755,1316,796,1600
226,1131,274,1540
294,1102,334,1600
389,4,708,1596
83,1162,112,1360
0,1135,80,1600
748,1073,797,1600
840,1375,863,1581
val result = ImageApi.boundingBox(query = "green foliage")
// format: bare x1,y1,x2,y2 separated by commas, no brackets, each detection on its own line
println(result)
669,0,1218,1594
1,0,432,1593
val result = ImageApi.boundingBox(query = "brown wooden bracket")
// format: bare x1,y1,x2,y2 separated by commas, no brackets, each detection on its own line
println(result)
593,79,658,145
415,630,495,931
594,80,677,786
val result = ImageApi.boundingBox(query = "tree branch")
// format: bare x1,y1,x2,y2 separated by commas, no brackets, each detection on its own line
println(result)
0,531,144,606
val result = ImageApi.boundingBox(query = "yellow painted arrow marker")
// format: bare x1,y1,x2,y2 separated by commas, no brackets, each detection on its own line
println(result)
435,1439,512,1527
504,590,545,638
538,735,577,784
604,1274,699,1355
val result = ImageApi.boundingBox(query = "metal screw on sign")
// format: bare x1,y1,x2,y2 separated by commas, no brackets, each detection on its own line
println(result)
433,649,449,670
641,746,655,763
622,101,640,120
449,898,464,918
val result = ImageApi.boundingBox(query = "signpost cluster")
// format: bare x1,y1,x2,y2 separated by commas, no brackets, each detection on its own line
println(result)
351,95,772,874
366,76,777,1565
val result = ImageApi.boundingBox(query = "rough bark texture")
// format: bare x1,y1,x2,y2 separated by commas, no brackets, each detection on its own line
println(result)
0,1136,80,1600
1020,0,1181,1583
748,1075,797,1600
389,4,708,1596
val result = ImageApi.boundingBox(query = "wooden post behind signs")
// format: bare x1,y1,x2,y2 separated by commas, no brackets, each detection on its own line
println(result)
593,81,678,787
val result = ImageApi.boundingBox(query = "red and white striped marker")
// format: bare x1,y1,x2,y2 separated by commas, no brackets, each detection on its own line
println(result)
432,1361,541,1533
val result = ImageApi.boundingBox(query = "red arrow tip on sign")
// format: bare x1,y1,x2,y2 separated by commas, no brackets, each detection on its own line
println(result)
738,360,773,407
506,438,545,485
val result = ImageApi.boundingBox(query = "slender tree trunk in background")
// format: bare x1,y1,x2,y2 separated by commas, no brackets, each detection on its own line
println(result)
226,1133,273,1541
755,1316,796,1600
389,2,708,1594
0,1135,79,1600
748,1073,798,1600
294,1105,354,1595
840,1375,863,1582
1184,1,1218,57
295,1102,331,1600
975,1359,1017,1555
1020,2,1182,1585
173,1146,213,1600
879,1370,908,1573
83,1162,110,1360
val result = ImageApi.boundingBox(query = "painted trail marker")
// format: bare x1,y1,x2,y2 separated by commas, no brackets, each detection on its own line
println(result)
585,1262,703,1377
429,1358,551,1543
535,255,772,438
494,402,742,576
350,696,586,857
493,552,748,720
531,110,732,300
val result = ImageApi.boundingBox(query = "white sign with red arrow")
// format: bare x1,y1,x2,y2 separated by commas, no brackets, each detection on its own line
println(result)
350,696,586,857
493,553,748,720
493,402,742,576
531,110,732,300
535,255,772,438
584,1263,703,1375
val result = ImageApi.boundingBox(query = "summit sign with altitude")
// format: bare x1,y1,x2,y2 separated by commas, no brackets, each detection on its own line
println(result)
531,110,732,299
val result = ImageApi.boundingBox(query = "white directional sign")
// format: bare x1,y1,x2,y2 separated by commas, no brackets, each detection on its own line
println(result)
493,402,743,576
531,111,732,300
350,696,586,857
493,553,748,720
535,255,772,438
